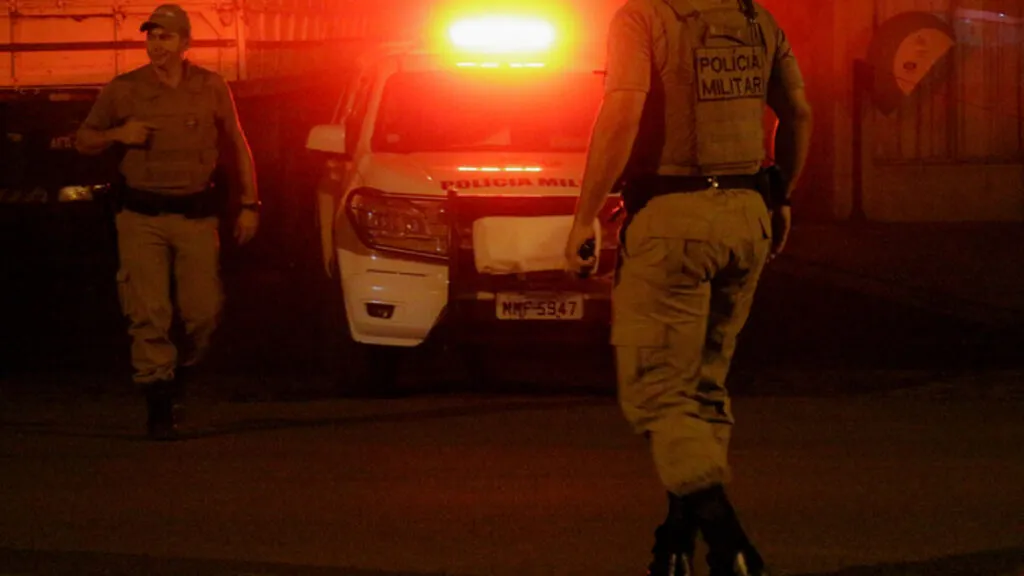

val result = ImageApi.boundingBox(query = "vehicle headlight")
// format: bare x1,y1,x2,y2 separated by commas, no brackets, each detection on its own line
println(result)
58,184,107,202
346,188,449,259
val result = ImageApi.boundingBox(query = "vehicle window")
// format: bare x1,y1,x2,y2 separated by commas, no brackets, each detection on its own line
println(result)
332,77,357,123
345,75,375,153
371,70,604,154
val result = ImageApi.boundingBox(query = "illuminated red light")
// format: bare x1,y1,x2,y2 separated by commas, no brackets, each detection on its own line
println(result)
458,166,543,172
456,62,546,68
448,17,556,54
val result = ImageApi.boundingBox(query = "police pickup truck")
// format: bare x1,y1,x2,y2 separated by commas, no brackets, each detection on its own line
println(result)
305,12,622,393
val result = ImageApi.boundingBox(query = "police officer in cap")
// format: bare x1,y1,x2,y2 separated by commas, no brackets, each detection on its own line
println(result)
566,0,812,573
76,4,260,440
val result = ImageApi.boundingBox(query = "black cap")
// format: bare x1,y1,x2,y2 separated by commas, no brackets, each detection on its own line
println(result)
140,4,191,36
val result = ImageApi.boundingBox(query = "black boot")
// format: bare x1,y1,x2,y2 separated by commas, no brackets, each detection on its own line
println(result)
145,379,183,441
647,552,692,576
648,495,698,576
709,549,770,576
684,485,768,576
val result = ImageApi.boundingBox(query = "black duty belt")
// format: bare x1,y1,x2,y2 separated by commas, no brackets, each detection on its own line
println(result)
630,174,760,196
121,186,219,218
621,173,763,214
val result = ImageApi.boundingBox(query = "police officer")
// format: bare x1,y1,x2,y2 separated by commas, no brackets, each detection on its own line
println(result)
76,4,260,441
566,0,812,574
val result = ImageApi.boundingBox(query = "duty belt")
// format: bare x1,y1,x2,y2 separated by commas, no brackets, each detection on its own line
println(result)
121,186,219,218
621,173,761,214
630,174,760,195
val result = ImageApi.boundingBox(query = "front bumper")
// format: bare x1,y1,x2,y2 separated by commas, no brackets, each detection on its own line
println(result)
339,249,448,347
337,193,619,348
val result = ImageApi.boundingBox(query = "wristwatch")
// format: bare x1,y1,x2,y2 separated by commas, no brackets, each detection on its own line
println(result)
240,200,262,212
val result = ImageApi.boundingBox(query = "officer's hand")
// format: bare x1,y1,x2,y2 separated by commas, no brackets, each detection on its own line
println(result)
234,208,259,246
114,119,158,146
564,222,597,274
769,205,792,261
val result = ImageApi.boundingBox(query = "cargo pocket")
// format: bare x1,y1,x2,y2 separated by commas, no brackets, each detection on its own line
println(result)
612,323,672,432
610,246,670,349
746,196,772,241
743,200,773,268
613,212,713,345
756,210,771,241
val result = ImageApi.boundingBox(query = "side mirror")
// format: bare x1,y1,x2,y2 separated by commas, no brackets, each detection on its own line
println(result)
306,124,349,157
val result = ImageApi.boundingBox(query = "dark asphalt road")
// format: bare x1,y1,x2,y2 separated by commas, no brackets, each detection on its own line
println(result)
1,394,1022,576
2,547,1022,576
2,216,1023,575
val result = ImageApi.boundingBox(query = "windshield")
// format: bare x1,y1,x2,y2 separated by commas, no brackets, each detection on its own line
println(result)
372,70,604,154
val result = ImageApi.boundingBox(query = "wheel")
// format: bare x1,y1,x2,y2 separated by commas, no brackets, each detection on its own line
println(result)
319,266,404,398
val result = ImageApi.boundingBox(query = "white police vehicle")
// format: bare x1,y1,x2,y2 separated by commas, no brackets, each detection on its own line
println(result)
305,13,621,393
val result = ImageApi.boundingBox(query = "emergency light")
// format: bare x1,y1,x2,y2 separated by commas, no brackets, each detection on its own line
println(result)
458,166,543,172
448,17,556,54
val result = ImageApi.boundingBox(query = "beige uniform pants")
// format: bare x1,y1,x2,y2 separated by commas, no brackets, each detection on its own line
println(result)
115,209,224,385
612,188,771,496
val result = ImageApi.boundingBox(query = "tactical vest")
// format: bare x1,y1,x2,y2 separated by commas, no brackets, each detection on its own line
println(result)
659,0,772,175
120,65,220,195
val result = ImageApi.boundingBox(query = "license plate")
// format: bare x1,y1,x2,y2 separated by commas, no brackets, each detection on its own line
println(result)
496,293,584,320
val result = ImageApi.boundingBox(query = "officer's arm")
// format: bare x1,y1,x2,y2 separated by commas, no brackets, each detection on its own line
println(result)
573,7,651,229
575,93,646,227
766,28,813,197
769,88,812,197
76,83,122,155
214,77,258,204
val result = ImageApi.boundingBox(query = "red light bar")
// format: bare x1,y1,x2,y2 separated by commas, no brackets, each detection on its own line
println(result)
448,17,556,54
458,166,544,172
455,62,546,68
